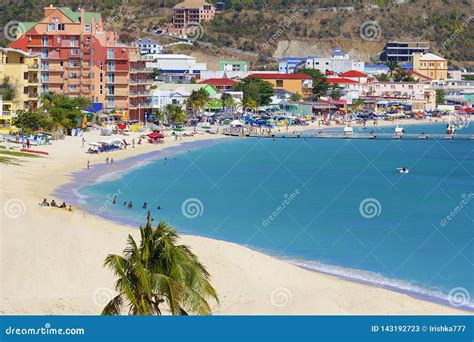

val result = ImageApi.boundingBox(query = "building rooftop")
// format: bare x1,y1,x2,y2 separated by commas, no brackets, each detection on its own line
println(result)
57,7,101,24
173,0,213,9
199,78,237,86
417,53,446,61
248,73,312,80
340,70,368,77
327,77,358,84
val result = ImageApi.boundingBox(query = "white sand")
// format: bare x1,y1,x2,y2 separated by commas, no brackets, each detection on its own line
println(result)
0,121,469,315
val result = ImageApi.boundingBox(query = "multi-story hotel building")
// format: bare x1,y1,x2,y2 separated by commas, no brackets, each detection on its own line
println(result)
9,5,152,121
172,0,215,29
0,48,41,132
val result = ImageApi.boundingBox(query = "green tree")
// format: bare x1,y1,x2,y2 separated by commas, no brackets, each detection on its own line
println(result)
233,77,274,106
165,104,187,124
40,93,91,132
387,61,399,71
436,89,446,105
220,92,236,109
327,84,343,100
102,221,219,315
187,88,210,115
289,93,302,102
0,77,17,101
299,69,329,100
242,98,258,112
375,73,390,82
392,69,416,82
12,110,47,135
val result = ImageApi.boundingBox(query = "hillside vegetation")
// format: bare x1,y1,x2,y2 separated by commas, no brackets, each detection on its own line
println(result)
1,0,472,68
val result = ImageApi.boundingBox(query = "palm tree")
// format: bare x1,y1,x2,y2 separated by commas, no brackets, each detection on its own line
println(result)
220,92,236,110
165,104,187,125
186,88,210,115
102,221,219,315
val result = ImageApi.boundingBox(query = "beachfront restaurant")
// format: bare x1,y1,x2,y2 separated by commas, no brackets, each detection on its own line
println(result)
275,101,313,117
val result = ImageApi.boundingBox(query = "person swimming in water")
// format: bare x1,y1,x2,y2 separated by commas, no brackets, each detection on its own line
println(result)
143,202,147,209
128,202,133,209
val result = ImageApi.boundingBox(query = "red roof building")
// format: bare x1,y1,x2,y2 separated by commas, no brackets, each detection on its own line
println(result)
327,77,359,84
339,70,368,78
248,73,312,80
199,78,237,91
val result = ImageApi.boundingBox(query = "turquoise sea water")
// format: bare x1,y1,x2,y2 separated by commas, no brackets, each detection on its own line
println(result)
66,123,474,309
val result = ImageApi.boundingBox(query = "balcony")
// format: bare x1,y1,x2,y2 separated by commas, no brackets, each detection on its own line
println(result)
129,78,152,84
106,78,129,85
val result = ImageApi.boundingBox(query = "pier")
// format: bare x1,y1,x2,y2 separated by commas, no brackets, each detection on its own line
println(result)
223,130,474,141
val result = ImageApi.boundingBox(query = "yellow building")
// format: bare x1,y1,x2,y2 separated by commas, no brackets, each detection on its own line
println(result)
412,53,448,81
248,73,313,98
0,48,40,132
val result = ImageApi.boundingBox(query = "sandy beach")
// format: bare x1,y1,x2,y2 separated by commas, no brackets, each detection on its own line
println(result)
0,120,470,315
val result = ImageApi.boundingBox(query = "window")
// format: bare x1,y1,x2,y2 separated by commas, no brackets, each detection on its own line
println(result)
71,48,79,55
24,87,29,94
58,24,65,31
48,24,55,31
276,80,283,87
52,17,60,23
42,36,49,46
107,85,115,95
85,25,91,32
24,72,28,80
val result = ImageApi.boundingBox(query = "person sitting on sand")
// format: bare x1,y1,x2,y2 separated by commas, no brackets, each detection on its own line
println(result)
39,199,49,206
128,201,133,209
68,205,73,212
59,202,67,209
50,200,57,207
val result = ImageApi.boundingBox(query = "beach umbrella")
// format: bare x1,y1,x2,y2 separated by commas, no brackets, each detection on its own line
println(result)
147,132,164,139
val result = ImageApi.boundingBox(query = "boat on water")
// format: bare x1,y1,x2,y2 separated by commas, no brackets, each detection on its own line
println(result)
343,124,353,134
397,167,409,174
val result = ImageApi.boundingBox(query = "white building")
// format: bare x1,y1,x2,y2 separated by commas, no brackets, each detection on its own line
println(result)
151,83,213,109
145,54,207,78
304,48,365,75
137,38,163,55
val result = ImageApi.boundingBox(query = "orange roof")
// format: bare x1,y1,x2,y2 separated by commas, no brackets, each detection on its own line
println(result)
340,70,368,77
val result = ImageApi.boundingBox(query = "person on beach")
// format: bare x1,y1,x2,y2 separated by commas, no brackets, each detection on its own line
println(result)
39,199,49,206
111,158,113,164
105,157,109,164
138,139,142,145
82,137,85,147
143,202,147,209
26,139,30,149
127,202,133,209
132,139,135,148
68,205,73,211
87,161,90,170
157,205,161,210
50,200,57,207
59,202,67,209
